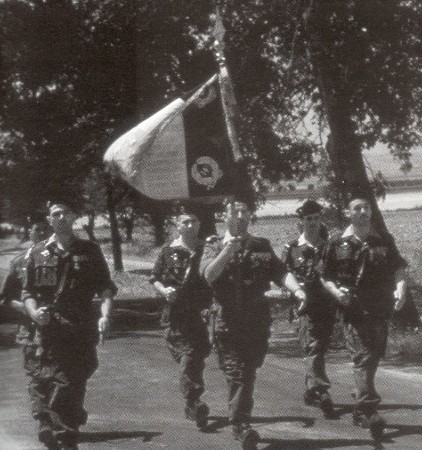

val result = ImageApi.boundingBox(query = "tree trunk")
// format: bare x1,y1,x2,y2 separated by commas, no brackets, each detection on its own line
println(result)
106,182,123,272
83,211,97,241
150,211,166,247
306,0,388,233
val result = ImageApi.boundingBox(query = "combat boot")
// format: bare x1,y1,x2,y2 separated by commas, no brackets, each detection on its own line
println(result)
319,392,337,419
352,408,370,428
232,423,260,450
38,416,59,449
184,401,209,430
368,411,386,443
56,429,79,450
304,390,336,419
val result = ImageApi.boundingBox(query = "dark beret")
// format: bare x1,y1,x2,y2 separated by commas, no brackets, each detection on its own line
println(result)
296,199,323,218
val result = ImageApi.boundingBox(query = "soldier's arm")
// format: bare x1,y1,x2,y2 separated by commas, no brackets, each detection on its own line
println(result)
385,233,408,311
91,244,117,335
0,260,26,314
283,272,307,314
320,278,345,299
98,288,113,335
153,281,177,303
393,266,407,311
202,237,240,285
268,243,306,299
318,240,352,305
21,250,51,326
150,247,178,302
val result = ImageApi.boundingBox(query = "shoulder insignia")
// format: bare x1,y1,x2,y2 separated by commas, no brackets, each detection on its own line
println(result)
24,247,33,260
205,235,221,244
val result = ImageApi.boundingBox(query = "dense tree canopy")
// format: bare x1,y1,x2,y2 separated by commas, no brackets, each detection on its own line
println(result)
1,0,421,228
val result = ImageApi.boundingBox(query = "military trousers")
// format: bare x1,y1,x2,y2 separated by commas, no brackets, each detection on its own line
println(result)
215,329,268,425
29,336,98,432
299,307,336,395
166,322,211,405
343,312,389,414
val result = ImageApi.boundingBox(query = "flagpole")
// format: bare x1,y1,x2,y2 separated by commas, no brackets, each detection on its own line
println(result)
212,2,243,310
212,3,243,164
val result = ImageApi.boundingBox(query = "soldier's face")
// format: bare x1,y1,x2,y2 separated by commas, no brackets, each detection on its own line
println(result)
225,202,250,236
349,199,372,227
302,212,322,234
177,214,200,239
29,222,49,244
48,204,76,234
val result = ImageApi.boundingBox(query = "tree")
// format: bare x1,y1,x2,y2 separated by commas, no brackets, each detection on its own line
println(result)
303,0,421,231
211,0,421,231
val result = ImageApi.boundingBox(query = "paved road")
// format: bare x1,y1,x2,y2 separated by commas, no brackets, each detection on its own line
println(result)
1,327,422,450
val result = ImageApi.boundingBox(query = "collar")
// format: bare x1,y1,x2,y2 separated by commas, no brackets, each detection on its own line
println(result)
170,236,196,254
297,233,318,249
341,225,379,241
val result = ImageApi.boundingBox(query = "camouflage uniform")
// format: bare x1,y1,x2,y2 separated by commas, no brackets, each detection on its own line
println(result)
320,226,406,415
199,233,287,426
0,250,39,374
282,236,336,399
21,235,116,436
150,242,211,406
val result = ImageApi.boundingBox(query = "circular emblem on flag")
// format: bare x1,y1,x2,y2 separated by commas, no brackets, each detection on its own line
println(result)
191,156,223,190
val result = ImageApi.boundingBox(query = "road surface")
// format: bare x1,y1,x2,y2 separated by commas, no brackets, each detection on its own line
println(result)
1,326,422,450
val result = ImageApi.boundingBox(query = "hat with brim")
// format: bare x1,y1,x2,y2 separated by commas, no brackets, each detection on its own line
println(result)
296,199,323,218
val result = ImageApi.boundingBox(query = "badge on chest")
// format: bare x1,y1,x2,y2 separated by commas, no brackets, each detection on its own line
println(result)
72,254,89,271
335,241,354,260
35,253,59,287
249,251,272,268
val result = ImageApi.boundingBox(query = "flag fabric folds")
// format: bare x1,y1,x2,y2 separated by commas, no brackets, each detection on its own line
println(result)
104,74,242,202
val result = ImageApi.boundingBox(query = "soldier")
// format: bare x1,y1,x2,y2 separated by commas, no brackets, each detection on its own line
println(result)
320,197,407,443
281,200,336,418
150,210,211,430
0,211,50,371
21,199,116,450
199,199,306,450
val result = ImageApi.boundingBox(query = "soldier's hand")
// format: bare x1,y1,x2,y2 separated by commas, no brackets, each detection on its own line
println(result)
32,306,51,326
336,287,353,308
294,289,308,316
393,287,406,311
163,286,177,304
225,236,242,254
98,315,111,336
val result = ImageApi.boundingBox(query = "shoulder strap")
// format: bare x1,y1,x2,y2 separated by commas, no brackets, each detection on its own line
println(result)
53,258,71,304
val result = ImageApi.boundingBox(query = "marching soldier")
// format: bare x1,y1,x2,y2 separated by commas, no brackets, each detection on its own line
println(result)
150,210,212,430
281,200,336,418
320,197,407,443
199,199,306,450
21,199,116,450
0,211,50,372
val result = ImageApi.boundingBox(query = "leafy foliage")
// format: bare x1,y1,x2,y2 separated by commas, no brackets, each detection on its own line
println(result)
1,0,421,224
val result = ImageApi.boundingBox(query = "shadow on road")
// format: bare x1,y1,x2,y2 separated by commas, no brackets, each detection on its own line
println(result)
383,423,422,441
203,415,315,434
79,430,161,444
334,402,422,418
259,437,374,449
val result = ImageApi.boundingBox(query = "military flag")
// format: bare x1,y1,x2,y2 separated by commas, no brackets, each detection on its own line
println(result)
104,74,243,202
